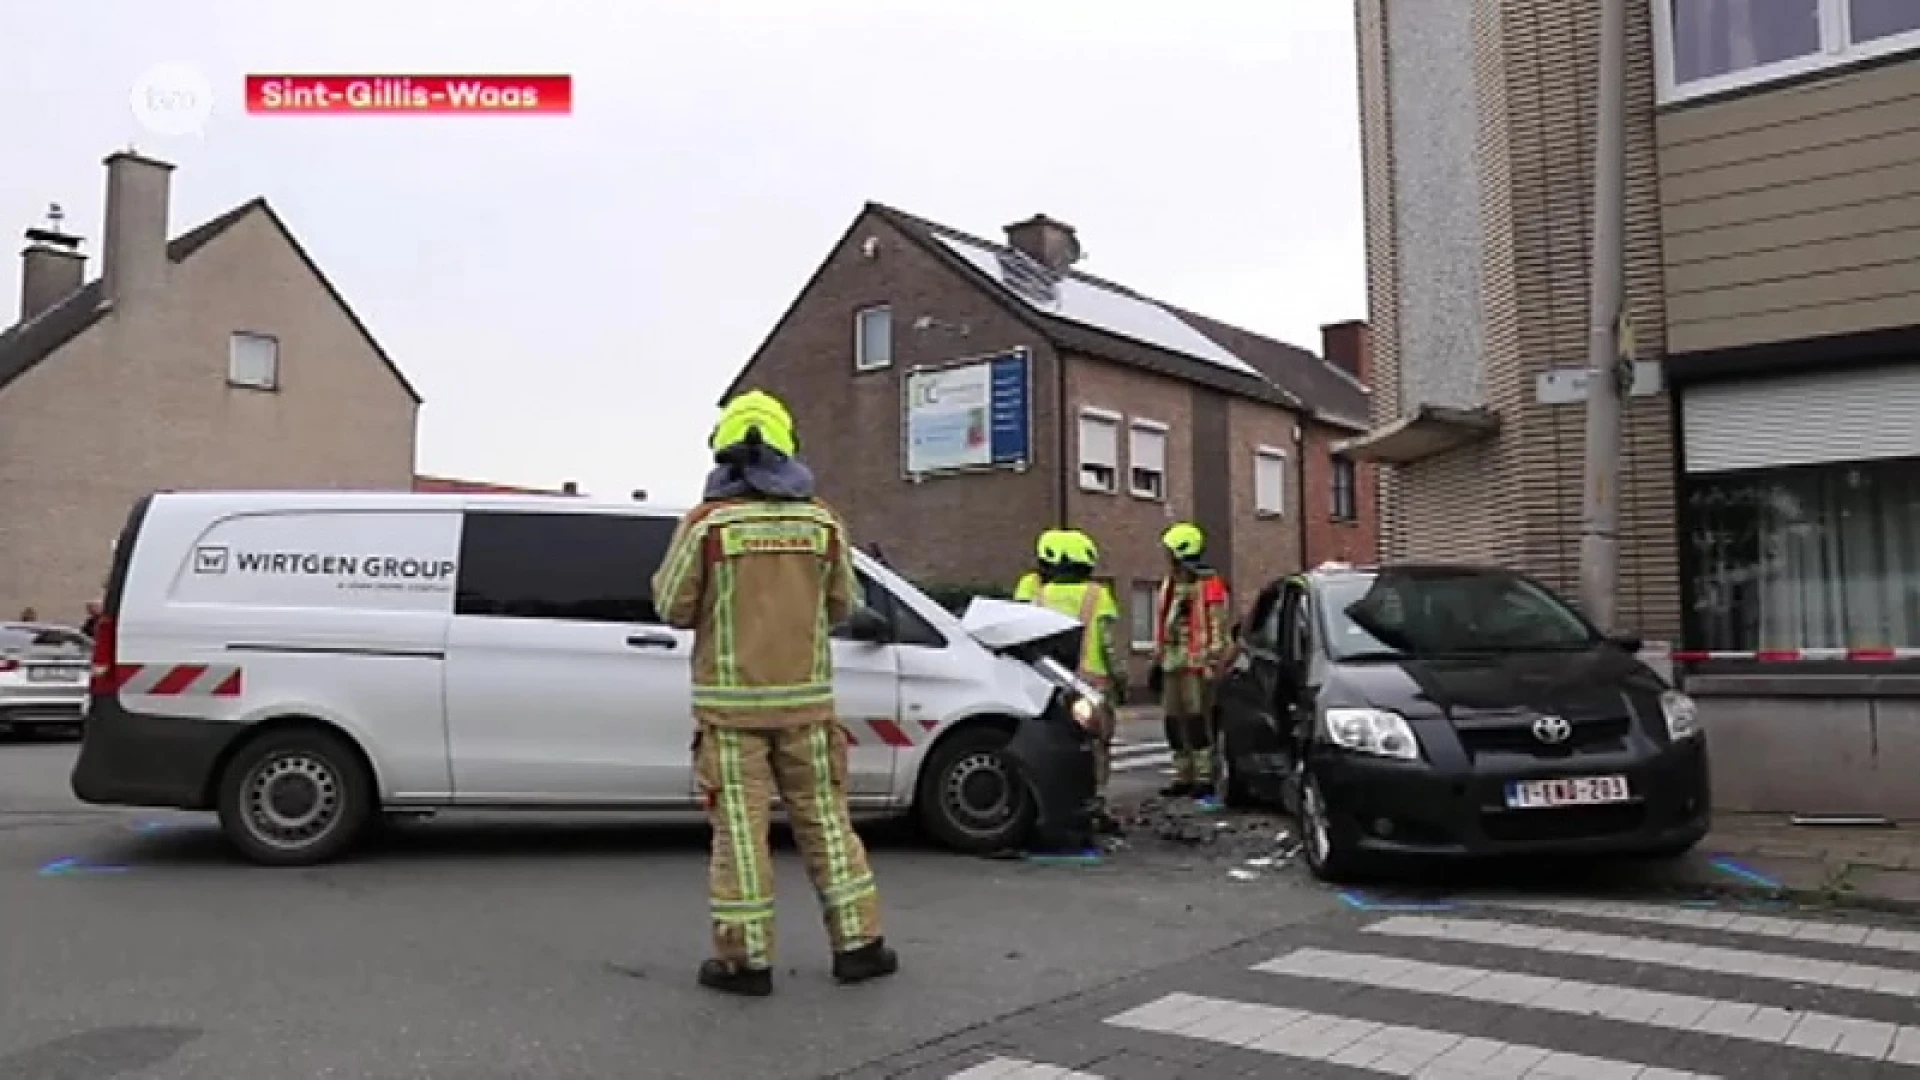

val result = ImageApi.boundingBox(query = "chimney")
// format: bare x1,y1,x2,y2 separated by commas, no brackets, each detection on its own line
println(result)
19,224,85,323
1004,214,1082,272
101,150,175,307
1321,320,1372,385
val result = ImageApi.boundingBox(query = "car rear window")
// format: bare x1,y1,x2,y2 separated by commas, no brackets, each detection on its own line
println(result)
0,626,89,652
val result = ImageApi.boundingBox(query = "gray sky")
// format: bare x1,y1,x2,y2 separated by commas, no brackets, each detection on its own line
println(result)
0,1,1365,505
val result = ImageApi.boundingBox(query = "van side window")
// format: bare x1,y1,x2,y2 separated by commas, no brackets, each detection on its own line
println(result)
455,512,675,624
832,572,948,649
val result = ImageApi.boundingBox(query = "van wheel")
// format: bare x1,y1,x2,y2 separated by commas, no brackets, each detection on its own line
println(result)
216,727,373,867
916,725,1033,854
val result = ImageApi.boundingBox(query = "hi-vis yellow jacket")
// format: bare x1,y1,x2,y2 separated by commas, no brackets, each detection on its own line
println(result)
652,498,859,728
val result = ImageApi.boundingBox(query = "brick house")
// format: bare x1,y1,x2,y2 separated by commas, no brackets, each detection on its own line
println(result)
719,203,1377,687
0,151,422,622
1348,0,1920,816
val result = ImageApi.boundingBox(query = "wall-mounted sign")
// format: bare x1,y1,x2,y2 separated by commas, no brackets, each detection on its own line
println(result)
903,348,1031,478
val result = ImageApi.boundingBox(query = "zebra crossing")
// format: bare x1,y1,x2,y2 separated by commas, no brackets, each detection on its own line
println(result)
930,896,1920,1078
1108,738,1170,773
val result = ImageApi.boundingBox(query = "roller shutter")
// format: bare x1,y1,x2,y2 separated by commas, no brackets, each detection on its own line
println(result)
1681,363,1920,473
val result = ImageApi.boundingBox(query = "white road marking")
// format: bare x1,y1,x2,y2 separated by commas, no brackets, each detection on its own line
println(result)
1110,752,1172,772
1257,947,1920,1064
1484,897,1920,956
1104,992,1719,1078
1364,916,1920,998
942,1057,1103,1079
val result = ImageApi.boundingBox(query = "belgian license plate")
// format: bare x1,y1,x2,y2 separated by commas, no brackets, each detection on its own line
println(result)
26,666,79,683
1505,775,1630,809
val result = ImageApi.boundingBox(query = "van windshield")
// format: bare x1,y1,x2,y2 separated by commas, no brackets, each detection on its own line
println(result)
1320,569,1600,659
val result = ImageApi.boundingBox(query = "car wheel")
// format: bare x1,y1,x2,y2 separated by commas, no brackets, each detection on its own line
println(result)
216,726,373,867
916,724,1033,855
1297,760,1368,883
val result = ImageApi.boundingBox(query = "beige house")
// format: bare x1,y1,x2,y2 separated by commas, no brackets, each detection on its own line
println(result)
1346,1,1920,816
0,151,422,622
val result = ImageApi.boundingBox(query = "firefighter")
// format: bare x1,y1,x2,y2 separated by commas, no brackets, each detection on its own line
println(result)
1150,521,1232,799
1031,529,1123,832
1014,529,1070,601
652,389,898,997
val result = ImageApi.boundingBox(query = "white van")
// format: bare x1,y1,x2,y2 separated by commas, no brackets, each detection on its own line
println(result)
72,490,1092,866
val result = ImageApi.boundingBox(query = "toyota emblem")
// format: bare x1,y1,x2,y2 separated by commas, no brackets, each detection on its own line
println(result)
1532,714,1573,744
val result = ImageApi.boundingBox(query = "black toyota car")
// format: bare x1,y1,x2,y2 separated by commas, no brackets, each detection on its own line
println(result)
1213,563,1710,882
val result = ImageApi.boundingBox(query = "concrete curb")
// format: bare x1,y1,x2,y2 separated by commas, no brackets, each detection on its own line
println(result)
1651,859,1920,918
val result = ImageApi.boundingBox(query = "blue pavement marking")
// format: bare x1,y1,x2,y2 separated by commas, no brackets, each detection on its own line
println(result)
1337,889,1457,912
1024,849,1105,866
38,857,130,877
1707,855,1784,892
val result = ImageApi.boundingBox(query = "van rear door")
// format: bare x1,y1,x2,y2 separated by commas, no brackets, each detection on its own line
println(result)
445,509,694,804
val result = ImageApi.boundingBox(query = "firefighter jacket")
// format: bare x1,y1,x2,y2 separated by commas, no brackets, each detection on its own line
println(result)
1154,569,1231,674
652,497,859,729
1033,579,1119,682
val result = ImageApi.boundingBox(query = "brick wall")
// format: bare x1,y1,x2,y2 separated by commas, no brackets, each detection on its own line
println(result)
729,210,1057,591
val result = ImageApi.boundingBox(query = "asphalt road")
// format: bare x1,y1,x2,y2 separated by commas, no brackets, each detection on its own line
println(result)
0,736,1336,1080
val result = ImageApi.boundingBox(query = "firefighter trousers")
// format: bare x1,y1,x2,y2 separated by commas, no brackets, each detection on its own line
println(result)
1161,671,1214,785
695,719,883,971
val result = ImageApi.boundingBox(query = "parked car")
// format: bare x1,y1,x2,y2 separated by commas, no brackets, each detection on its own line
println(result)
70,491,1101,866
1213,563,1710,882
0,623,93,738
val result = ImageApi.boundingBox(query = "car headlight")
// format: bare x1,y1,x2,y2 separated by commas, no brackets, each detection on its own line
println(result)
1323,707,1420,760
1660,690,1700,740
1068,695,1097,731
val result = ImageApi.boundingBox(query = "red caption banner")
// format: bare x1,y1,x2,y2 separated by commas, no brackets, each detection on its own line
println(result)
245,75,572,115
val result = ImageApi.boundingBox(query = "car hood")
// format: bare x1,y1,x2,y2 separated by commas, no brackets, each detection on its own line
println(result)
959,597,1081,653
1331,647,1663,722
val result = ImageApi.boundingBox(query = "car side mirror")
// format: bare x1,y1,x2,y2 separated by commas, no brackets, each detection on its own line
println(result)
1606,631,1643,653
847,605,891,643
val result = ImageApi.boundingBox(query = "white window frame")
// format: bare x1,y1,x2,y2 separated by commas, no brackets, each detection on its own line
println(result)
1652,0,1920,104
854,305,892,371
1078,407,1120,494
228,332,280,390
1129,580,1159,652
1127,418,1168,501
1253,446,1288,517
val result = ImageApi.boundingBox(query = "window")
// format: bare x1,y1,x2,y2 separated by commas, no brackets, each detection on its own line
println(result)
1330,456,1358,521
1253,447,1287,516
834,571,946,648
1129,580,1159,652
854,306,892,371
1128,420,1167,500
1684,457,1920,652
1656,0,1920,102
1242,584,1284,650
455,511,675,623
229,332,279,390
1078,409,1120,493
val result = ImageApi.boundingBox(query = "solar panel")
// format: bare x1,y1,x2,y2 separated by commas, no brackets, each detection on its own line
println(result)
995,248,1061,308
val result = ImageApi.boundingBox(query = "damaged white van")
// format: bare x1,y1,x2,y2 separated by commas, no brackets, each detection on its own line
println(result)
73,491,1099,866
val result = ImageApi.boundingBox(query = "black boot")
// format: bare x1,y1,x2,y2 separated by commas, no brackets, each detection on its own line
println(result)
832,938,900,985
697,958,772,997
1093,808,1123,835
1191,783,1216,801
1159,781,1193,798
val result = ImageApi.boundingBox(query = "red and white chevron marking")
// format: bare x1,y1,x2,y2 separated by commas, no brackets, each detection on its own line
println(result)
98,663,243,697
839,716,938,748
1671,647,1920,662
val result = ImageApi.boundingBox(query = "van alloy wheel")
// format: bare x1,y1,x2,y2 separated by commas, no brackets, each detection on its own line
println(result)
244,752,343,851
942,750,1015,839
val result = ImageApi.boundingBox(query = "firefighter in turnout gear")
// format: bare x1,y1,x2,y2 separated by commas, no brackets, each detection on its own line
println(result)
1027,529,1123,832
1151,521,1232,799
1014,529,1071,601
652,389,898,997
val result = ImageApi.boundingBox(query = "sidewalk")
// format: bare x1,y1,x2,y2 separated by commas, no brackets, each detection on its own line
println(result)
1677,813,1920,914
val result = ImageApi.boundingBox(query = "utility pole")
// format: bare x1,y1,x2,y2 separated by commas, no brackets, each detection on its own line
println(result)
1579,0,1627,631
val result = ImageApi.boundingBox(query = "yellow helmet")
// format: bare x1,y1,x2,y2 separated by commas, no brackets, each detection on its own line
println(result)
1063,529,1099,567
710,390,797,458
1161,521,1205,560
1035,529,1071,566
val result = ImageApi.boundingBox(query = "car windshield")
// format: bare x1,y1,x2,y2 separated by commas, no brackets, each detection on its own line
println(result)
1319,570,1599,659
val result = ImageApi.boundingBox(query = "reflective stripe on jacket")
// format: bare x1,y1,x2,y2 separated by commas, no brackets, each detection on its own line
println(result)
651,498,859,727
